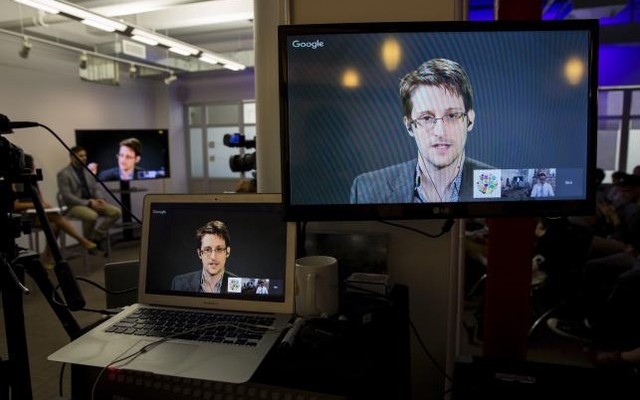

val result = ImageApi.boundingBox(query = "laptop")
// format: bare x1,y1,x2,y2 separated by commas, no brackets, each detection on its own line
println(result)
49,193,296,383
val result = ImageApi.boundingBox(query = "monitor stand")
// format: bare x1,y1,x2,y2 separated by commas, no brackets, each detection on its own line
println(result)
118,180,137,241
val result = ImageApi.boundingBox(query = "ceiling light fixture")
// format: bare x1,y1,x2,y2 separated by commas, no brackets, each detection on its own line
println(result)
14,0,127,32
13,0,59,14
222,61,245,72
201,53,245,71
11,0,246,71
130,29,159,46
155,37,200,56
131,28,199,56
19,36,32,58
199,53,223,66
2,28,175,77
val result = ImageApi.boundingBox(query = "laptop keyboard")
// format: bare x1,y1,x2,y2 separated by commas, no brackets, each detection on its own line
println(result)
104,307,276,346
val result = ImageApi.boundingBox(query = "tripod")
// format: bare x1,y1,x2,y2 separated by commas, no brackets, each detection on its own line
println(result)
0,149,86,400
0,250,86,400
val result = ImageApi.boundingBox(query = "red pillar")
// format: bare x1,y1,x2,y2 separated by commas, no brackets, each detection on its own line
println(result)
482,0,541,360
483,218,537,359
494,0,541,21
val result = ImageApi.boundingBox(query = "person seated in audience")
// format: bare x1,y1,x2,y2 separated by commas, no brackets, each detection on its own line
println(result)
569,168,612,238
548,258,640,369
14,154,97,267
589,172,640,253
545,174,640,355
533,217,594,299
604,170,630,208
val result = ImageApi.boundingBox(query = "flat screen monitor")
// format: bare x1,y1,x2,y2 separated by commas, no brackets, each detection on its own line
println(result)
279,20,598,221
75,129,170,182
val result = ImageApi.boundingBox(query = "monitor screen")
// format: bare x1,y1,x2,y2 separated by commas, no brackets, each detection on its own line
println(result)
75,129,170,182
279,20,598,221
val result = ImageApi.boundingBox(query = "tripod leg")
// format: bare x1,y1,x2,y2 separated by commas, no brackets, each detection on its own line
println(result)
1,258,33,400
14,251,84,340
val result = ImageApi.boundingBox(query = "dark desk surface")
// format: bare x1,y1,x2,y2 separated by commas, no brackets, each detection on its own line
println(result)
254,284,411,399
71,284,411,400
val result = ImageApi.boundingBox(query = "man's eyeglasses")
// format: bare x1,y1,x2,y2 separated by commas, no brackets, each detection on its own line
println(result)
199,246,227,256
117,153,137,160
411,112,467,130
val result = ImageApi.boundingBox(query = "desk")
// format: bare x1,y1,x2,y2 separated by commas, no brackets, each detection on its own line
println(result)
69,285,411,400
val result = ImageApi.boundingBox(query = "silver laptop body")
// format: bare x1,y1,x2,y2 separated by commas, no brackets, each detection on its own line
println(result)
49,193,296,383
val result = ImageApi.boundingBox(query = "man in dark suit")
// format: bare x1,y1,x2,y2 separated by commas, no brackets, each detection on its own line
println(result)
350,58,492,203
57,146,122,246
98,137,145,181
172,220,237,293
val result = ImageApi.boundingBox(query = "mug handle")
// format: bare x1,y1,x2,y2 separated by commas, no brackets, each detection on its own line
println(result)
305,272,317,316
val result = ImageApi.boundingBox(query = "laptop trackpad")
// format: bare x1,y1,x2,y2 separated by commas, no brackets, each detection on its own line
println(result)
114,339,198,373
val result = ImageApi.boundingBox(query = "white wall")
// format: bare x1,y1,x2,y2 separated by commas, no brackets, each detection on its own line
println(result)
0,31,252,246
254,1,462,399
0,33,189,250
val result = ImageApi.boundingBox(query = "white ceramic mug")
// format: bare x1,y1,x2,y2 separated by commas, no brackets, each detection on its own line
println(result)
295,255,339,318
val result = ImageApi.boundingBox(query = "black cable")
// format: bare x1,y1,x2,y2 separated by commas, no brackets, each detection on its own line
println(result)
342,281,453,384
377,216,457,383
76,276,137,295
58,363,66,397
409,318,455,383
36,122,142,225
296,221,308,258
51,281,130,315
379,218,455,238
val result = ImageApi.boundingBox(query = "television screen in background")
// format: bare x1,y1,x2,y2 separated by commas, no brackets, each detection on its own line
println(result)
75,129,170,182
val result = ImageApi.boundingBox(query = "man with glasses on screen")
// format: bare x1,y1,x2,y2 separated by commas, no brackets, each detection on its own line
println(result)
350,58,491,203
171,220,237,293
98,137,145,181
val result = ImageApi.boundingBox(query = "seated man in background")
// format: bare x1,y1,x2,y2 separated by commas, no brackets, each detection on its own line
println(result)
15,154,97,267
57,146,121,250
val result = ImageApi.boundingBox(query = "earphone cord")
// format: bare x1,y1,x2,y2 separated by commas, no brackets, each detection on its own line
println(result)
422,152,464,202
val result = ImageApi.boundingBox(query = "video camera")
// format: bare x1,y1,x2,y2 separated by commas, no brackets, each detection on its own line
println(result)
0,119,28,248
223,133,256,173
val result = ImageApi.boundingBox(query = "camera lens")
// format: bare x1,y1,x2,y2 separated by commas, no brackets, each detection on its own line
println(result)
229,152,256,173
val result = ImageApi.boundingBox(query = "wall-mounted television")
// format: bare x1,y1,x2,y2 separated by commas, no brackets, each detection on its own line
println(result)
279,20,598,221
75,129,170,182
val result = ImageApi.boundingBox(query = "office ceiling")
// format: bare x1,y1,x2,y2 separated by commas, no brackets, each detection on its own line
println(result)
0,0,254,74
1,1,638,79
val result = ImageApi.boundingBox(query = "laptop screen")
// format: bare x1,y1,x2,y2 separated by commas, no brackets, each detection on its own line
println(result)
138,194,295,314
